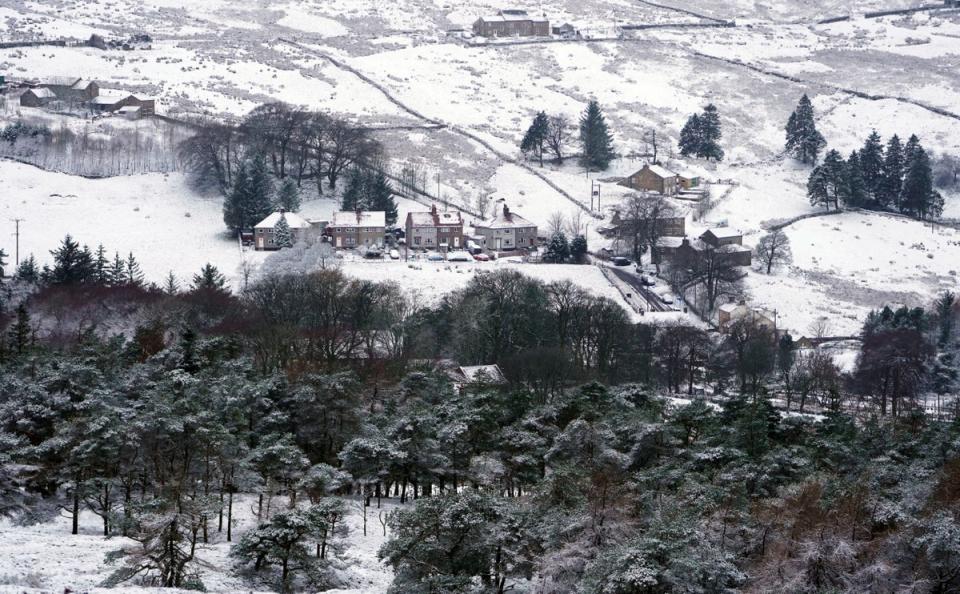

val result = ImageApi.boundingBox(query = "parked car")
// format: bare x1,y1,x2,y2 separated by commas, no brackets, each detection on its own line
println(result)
660,294,674,305
612,257,631,266
364,246,383,259
640,275,657,287
427,252,445,262
389,249,400,260
473,253,490,261
447,251,472,262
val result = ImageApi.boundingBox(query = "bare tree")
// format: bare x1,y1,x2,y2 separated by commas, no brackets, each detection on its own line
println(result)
547,212,566,237
754,229,793,274
617,193,676,270
808,317,833,340
547,114,570,164
679,247,745,313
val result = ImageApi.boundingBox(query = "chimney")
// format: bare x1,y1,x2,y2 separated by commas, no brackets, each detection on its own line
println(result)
279,207,286,215
503,204,510,220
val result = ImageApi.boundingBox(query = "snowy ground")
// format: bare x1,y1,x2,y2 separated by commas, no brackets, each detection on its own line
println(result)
0,494,398,594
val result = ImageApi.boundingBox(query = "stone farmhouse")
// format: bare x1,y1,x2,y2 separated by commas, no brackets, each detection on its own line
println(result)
405,204,464,251
473,205,538,251
473,10,550,37
253,211,313,251
718,301,777,334
654,228,752,267
620,164,678,196
329,211,386,249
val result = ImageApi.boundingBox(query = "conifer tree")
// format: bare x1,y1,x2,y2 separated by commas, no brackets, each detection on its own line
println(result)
859,130,885,201
164,271,180,295
367,169,398,226
94,244,109,284
881,135,904,211
521,111,550,167
0,248,6,279
7,302,31,355
49,235,94,285
223,160,250,233
842,150,869,208
570,235,588,263
191,263,228,292
901,146,943,219
578,100,614,171
274,215,294,249
679,113,702,158
784,94,826,164
15,255,38,283
807,150,845,210
341,168,363,211
546,231,570,263
247,153,275,224
108,252,126,286
125,252,144,286
699,104,724,162
275,177,301,213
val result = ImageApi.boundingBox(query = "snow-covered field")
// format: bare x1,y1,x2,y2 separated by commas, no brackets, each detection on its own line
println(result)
0,495,397,594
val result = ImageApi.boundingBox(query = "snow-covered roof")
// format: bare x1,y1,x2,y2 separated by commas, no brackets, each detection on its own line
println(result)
718,302,743,314
254,211,311,230
676,171,699,179
656,237,685,249
458,365,507,384
702,227,742,239
40,76,81,87
646,164,677,178
476,206,536,230
408,208,463,228
91,92,135,105
70,79,96,90
332,211,386,228
717,244,751,254
25,88,55,98
117,105,141,114
478,10,548,23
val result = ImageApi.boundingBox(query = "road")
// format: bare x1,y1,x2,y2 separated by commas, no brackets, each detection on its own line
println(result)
607,266,673,313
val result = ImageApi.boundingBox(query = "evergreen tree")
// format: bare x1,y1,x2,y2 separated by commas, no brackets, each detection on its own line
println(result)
678,113,702,158
521,111,550,167
275,177,301,213
578,100,615,171
125,252,144,286
49,235,94,285
901,146,943,219
223,160,250,233
842,150,869,208
0,248,6,279
108,252,126,286
191,263,227,292
545,231,570,263
807,149,845,210
881,134,904,210
341,168,363,212
15,255,39,283
570,234,588,263
94,244,109,284
164,271,180,295
274,215,294,249
698,104,724,162
366,169,398,226
7,302,31,355
859,130,885,201
223,156,273,233
247,153,275,224
903,134,922,168
784,94,826,164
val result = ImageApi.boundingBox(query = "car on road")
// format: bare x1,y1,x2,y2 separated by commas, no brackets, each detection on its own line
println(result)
448,251,472,262
611,257,631,266
660,294,675,305
473,253,490,261
640,274,657,287
389,249,400,260
427,252,445,262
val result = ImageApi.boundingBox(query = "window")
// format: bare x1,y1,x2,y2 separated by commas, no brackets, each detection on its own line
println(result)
414,236,421,245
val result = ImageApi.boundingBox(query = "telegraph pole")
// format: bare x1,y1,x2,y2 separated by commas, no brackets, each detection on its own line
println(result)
11,218,23,266
591,181,601,212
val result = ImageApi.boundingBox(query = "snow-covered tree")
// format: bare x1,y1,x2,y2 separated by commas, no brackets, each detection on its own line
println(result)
275,177,301,213
579,100,614,171
521,111,549,166
191,263,227,292
545,231,570,263
785,94,826,164
754,229,793,274
274,214,294,249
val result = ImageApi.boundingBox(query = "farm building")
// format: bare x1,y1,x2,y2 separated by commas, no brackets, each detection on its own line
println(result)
90,93,156,115
718,301,777,333
405,204,464,251
620,164,678,196
653,228,752,267
19,87,56,107
473,10,549,37
677,172,701,190
253,211,313,250
473,204,538,251
329,211,386,249
38,77,99,102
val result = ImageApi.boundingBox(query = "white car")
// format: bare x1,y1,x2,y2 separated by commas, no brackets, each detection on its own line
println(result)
660,294,674,305
389,249,400,260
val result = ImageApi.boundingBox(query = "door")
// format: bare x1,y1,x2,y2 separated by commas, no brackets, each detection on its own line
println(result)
454,236,460,248
495,237,502,250
336,236,342,248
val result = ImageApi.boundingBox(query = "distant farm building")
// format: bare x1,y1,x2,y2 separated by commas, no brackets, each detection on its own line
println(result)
91,93,156,115
654,228,752,267
19,87,56,107
473,204,538,250
677,172,701,190
620,164,678,196
473,10,549,37
552,23,578,39
405,204,464,251
718,301,777,333
37,77,99,102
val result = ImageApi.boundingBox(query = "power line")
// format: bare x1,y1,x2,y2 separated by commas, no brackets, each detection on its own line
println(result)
10,218,23,267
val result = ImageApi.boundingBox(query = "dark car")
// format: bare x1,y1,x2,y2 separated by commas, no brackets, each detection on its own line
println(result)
612,257,631,266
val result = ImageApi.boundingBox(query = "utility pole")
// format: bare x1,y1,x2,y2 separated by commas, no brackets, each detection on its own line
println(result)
11,218,23,266
591,181,601,212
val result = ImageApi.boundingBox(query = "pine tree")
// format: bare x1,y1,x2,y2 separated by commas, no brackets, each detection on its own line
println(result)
15,255,39,283
545,231,570,263
7,302,31,355
578,100,614,171
842,150,869,208
570,234,588,263
274,214,294,249
521,111,550,167
679,113,702,158
881,135,904,210
223,156,273,233
367,169,398,226
807,150,845,210
125,252,144,286
275,177,301,213
94,244,109,284
859,130,885,201
108,252,126,286
223,160,250,233
247,154,275,225
191,263,227,292
903,134,921,168
164,271,180,295
698,104,724,162
901,146,943,219
0,248,6,279
341,168,363,211
50,235,94,285
784,94,826,164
